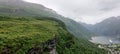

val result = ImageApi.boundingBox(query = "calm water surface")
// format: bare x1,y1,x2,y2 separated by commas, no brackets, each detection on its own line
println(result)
90,36,120,44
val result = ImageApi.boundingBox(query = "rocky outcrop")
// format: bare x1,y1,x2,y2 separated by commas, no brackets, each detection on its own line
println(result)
27,36,59,54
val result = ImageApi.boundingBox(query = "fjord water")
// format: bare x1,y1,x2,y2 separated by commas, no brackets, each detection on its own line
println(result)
90,36,120,44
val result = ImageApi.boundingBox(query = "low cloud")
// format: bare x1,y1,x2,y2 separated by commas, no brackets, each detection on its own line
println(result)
23,0,120,24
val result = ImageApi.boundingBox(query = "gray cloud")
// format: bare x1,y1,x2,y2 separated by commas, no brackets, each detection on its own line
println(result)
99,0,120,11
23,0,120,24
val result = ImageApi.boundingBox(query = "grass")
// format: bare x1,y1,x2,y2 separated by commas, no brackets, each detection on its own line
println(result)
0,16,62,54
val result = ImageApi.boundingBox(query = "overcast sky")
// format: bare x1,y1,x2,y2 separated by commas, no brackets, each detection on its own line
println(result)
23,0,120,24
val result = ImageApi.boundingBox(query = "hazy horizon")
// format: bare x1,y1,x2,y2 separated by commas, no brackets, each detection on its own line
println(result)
23,0,120,24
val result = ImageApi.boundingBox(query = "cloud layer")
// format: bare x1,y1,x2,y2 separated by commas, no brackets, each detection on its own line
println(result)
23,0,120,24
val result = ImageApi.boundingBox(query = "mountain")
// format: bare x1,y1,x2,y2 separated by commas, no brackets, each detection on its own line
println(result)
80,22,94,32
0,0,58,17
82,16,120,36
0,0,93,39
0,0,108,54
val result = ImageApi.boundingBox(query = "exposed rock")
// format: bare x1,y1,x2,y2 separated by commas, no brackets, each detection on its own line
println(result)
27,36,59,54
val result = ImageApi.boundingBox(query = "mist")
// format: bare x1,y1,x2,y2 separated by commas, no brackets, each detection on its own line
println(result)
23,0,120,24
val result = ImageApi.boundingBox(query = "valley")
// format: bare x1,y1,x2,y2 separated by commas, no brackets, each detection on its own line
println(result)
81,16,120,54
0,0,119,54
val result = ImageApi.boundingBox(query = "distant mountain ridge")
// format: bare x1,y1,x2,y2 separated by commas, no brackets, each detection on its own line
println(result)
81,16,120,36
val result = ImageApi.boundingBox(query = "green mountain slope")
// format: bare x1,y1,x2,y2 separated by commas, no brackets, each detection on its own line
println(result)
0,16,107,54
0,0,93,38
62,18,94,39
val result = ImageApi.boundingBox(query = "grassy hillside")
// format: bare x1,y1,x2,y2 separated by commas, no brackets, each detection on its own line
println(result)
0,16,60,54
0,0,94,39
0,16,107,54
